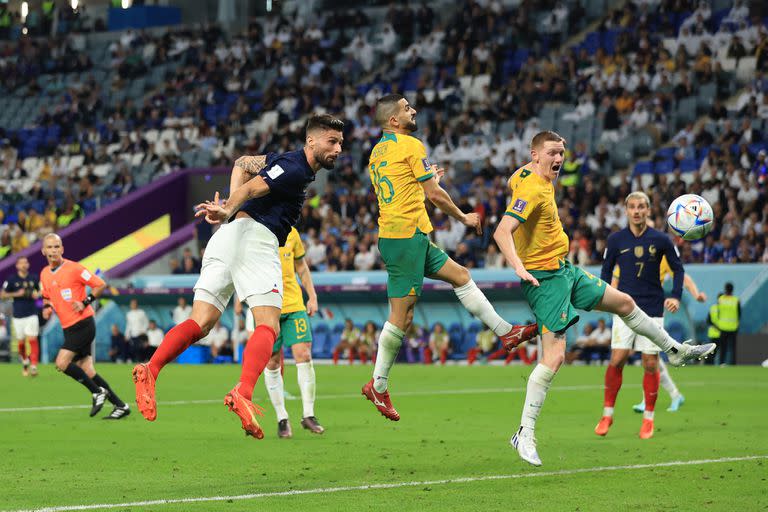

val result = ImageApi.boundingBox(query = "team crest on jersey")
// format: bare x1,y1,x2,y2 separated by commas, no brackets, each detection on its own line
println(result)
512,198,528,213
634,246,644,258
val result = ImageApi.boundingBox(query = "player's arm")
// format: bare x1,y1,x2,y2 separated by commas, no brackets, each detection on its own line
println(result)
230,155,268,193
73,267,107,313
492,215,540,287
663,239,685,313
420,178,481,234
295,257,318,316
683,274,706,302
195,177,271,225
0,281,25,299
40,281,54,319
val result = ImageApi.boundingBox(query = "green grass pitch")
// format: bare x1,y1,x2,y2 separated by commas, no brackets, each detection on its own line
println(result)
1,363,766,511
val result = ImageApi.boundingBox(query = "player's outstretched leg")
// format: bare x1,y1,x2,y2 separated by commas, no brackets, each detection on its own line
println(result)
449,271,538,350
226,324,275,439
29,337,40,376
597,288,715,366
18,341,29,376
133,318,203,421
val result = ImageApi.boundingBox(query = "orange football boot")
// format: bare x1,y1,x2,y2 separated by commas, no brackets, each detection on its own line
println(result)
224,383,266,439
132,363,157,421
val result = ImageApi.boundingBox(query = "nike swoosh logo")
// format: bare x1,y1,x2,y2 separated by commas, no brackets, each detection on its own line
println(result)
620,249,630,253
297,334,306,340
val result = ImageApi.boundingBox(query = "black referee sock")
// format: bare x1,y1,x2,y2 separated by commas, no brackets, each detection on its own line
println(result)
92,374,126,408
63,363,101,394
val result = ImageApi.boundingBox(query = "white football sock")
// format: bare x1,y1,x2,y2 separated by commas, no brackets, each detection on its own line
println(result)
454,280,512,336
296,361,316,418
603,406,615,417
643,410,655,420
657,358,680,399
619,306,680,353
264,367,289,421
372,322,405,393
520,363,556,431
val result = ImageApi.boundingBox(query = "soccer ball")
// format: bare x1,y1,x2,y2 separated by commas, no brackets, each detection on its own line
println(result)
666,194,714,241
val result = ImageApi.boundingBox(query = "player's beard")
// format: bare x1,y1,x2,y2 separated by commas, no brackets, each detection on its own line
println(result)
318,153,339,170
405,119,418,132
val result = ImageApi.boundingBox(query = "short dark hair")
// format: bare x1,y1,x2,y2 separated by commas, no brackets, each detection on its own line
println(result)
305,114,344,135
725,282,734,294
531,130,566,150
375,94,406,128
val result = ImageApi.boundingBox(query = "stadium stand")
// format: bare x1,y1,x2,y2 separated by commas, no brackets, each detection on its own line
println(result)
0,0,764,269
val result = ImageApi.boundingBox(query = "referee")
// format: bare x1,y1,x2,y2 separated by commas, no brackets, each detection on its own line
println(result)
40,234,130,419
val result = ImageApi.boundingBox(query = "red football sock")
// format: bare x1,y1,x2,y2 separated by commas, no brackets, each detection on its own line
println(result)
238,325,276,401
148,319,202,380
519,348,532,365
348,348,355,365
332,348,340,365
604,365,623,407
423,347,432,364
17,341,27,360
467,347,477,365
440,347,448,365
504,350,516,365
360,350,368,364
643,370,660,412
28,338,39,365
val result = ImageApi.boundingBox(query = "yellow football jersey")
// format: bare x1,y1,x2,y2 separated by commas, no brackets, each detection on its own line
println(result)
368,132,434,239
280,228,306,314
613,255,673,284
504,165,569,271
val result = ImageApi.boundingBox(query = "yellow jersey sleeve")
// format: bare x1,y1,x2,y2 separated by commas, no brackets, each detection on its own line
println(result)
293,230,306,260
405,138,433,182
504,169,543,223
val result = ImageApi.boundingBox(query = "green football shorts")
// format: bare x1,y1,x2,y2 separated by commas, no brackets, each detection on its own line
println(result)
273,310,313,353
378,231,449,298
522,260,607,334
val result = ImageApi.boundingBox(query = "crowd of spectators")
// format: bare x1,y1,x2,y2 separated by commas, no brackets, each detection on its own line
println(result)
0,0,766,267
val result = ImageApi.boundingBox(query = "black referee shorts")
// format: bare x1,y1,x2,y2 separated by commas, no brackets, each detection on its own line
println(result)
62,317,96,359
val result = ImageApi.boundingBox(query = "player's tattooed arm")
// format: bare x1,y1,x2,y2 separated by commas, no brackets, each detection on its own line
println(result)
230,155,267,193
235,155,267,175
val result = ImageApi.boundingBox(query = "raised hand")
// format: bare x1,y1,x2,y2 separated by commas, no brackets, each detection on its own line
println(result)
194,191,229,225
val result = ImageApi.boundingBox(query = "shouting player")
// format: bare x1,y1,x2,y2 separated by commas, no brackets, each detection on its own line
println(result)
361,94,537,421
39,234,130,419
237,227,324,438
594,191,686,440
133,114,343,439
493,131,715,466
2,257,41,376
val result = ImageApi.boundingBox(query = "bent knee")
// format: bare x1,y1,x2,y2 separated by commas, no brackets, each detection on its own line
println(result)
54,360,69,372
617,293,636,316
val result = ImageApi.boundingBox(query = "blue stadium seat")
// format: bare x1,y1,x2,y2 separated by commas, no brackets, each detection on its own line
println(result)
654,159,675,174
633,161,653,175
679,158,699,173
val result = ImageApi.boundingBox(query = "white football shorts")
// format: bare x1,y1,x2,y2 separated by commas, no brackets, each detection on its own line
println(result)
13,314,39,339
194,217,283,312
611,314,664,354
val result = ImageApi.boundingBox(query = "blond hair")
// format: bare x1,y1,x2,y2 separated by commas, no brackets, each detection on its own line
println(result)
624,191,651,208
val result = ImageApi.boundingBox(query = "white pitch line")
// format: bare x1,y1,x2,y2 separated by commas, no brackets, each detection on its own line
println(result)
4,455,765,512
1,379,760,413
0,383,654,413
